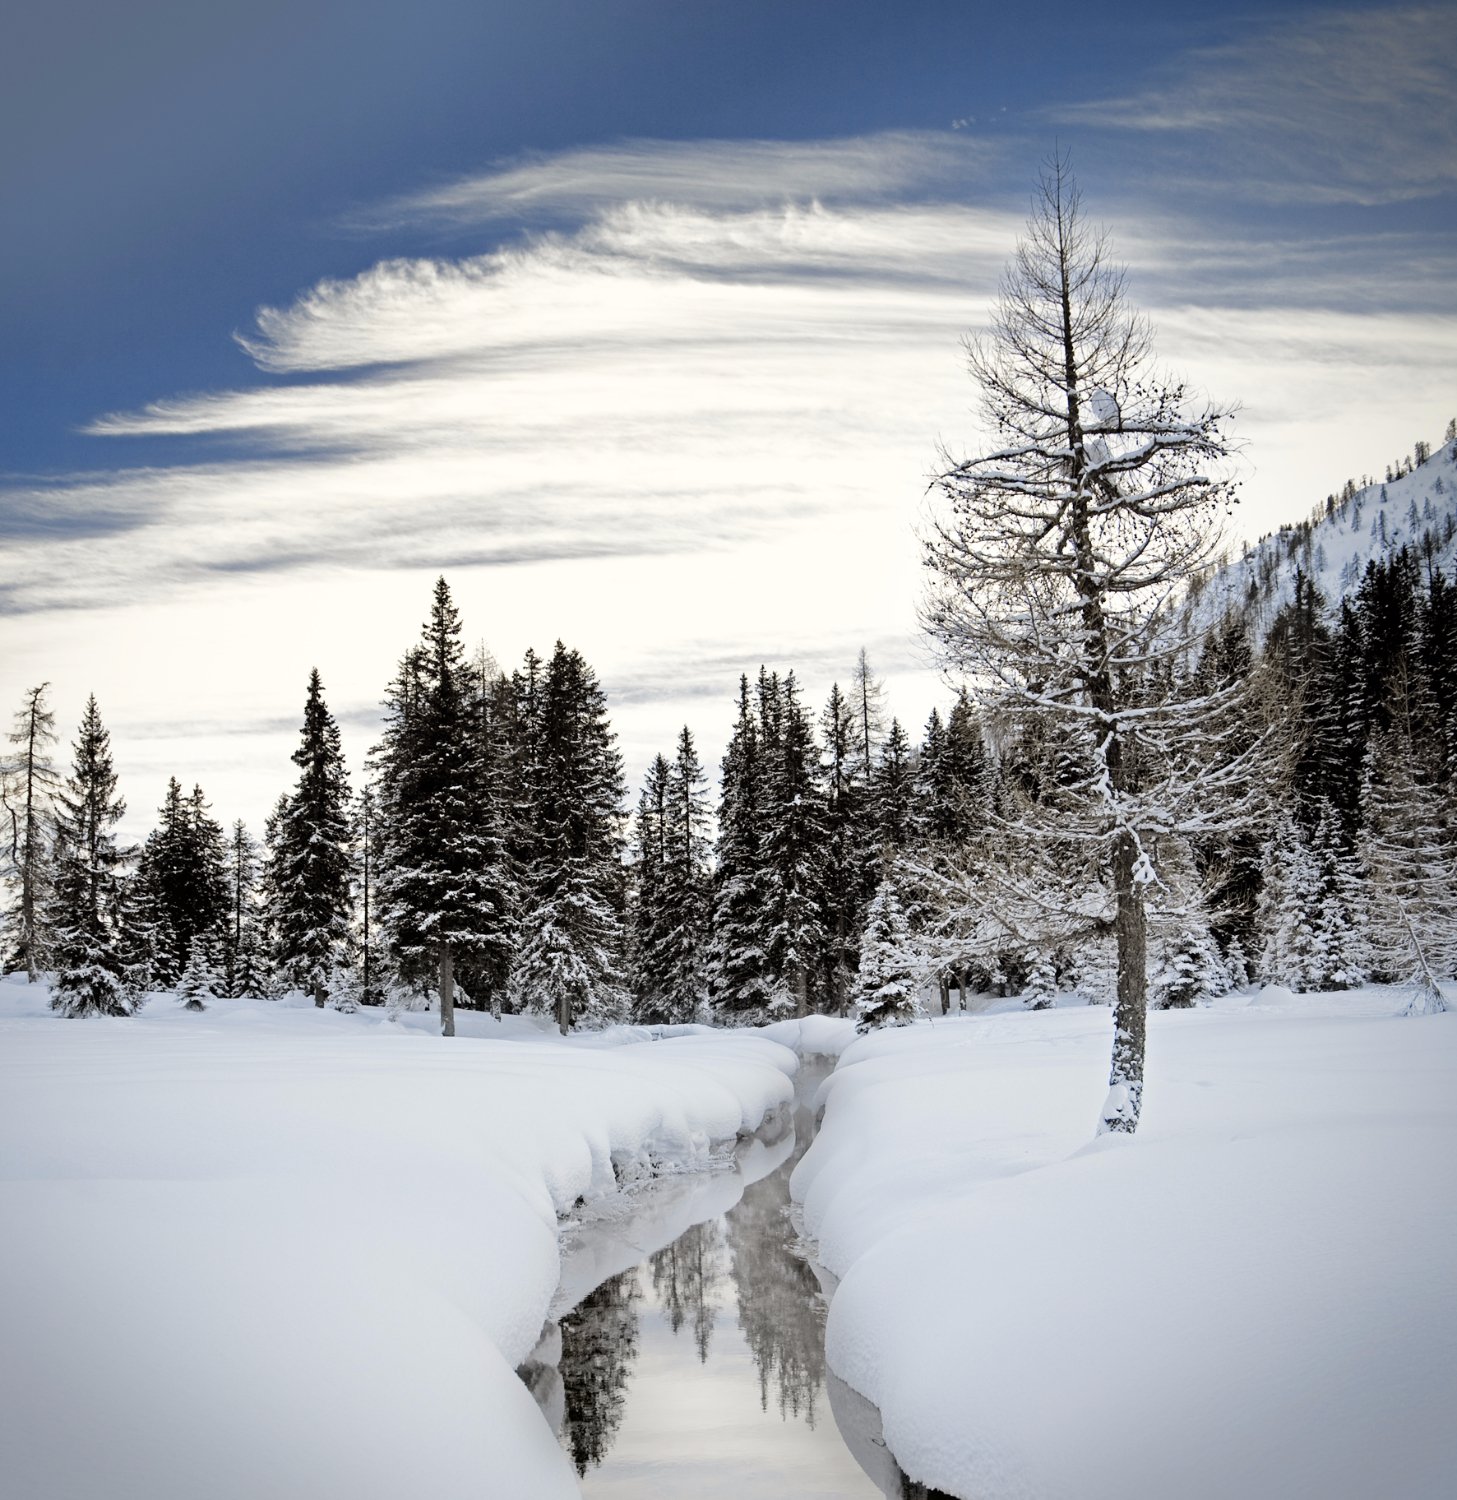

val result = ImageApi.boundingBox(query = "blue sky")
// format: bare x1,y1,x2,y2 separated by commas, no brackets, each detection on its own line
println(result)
3,0,1454,834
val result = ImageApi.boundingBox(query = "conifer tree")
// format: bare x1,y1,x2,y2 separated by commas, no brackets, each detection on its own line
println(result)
220,820,261,998
628,754,672,1021
818,682,868,1014
761,672,825,1017
2,683,59,979
660,727,712,1019
511,640,627,1031
853,877,920,1030
377,580,516,1034
709,677,777,1020
352,782,387,1007
275,669,354,1007
873,717,916,855
50,697,135,1018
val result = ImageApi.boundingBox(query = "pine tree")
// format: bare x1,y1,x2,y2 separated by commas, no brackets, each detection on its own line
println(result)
377,581,517,1034
923,155,1244,1133
352,782,387,1006
760,673,825,1018
1256,812,1323,991
661,727,712,1019
818,682,868,1015
628,754,672,1021
50,698,135,1018
275,669,354,1008
135,777,227,984
853,877,920,1030
511,640,627,1031
1,683,59,979
873,717,916,855
1022,949,1058,1010
709,677,777,1021
220,820,260,998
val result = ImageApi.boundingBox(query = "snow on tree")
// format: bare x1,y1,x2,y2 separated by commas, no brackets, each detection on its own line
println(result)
275,669,354,1008
1022,949,1057,1010
177,935,220,1011
1256,811,1324,991
853,876,921,1030
873,716,916,855
509,640,627,1031
377,580,517,1035
923,154,1247,1134
135,777,228,986
1,682,59,980
1359,721,1456,994
709,676,777,1021
49,697,136,1018
760,671,825,1019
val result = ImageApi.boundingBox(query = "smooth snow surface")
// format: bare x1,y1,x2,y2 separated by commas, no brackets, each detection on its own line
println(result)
0,980,794,1500
793,989,1457,1500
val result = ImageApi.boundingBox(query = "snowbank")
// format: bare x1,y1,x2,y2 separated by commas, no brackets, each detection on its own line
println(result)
760,1013,861,1058
0,979,795,1500
793,990,1457,1500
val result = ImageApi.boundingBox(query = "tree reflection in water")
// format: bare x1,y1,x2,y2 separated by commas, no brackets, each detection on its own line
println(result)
726,1132,828,1424
558,1268,643,1476
649,1217,724,1362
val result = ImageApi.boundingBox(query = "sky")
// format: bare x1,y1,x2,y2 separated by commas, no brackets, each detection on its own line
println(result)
3,0,1455,839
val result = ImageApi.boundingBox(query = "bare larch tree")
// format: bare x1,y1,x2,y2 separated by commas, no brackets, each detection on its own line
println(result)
923,155,1248,1134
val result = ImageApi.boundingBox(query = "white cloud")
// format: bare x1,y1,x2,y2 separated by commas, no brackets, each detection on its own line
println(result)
1052,4,1457,205
364,131,1003,228
5,119,1454,835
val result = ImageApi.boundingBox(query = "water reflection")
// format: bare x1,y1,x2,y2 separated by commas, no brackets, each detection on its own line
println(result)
729,1152,827,1422
559,1270,644,1476
518,1063,895,1497
650,1218,723,1363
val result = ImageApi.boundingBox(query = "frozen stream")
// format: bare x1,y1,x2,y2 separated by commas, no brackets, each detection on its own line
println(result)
518,1059,946,1498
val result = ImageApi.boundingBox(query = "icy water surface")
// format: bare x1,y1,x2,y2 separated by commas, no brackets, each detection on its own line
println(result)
518,1060,927,1498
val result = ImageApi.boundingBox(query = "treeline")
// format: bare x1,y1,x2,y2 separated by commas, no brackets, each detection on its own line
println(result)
5,461,1457,1029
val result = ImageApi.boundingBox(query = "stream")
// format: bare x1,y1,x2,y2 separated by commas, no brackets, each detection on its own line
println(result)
517,1059,951,1499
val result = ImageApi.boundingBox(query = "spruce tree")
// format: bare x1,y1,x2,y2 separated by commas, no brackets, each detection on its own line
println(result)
275,669,354,1008
660,727,712,1020
873,717,916,855
511,640,627,1031
709,677,777,1021
50,697,135,1018
378,580,519,1034
761,673,825,1018
853,877,920,1030
1,683,59,979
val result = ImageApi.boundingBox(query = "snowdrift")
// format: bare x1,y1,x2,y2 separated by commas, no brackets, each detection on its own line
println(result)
0,980,794,1500
793,990,1457,1500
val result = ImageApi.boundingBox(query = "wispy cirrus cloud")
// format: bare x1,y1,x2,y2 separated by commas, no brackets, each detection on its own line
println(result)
5,91,1455,832
1050,4,1457,205
361,130,1006,230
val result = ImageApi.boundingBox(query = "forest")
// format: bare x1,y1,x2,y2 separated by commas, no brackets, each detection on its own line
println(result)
5,426,1456,1038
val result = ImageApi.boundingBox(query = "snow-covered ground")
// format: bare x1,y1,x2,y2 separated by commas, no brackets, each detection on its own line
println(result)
0,978,794,1500
793,986,1457,1500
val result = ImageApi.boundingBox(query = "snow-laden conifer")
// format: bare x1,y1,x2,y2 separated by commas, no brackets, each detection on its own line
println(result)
1,683,59,980
853,876,921,1030
49,697,136,1018
275,669,354,1008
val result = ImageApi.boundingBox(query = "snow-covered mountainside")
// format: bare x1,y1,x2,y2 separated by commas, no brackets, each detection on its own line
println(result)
1193,432,1457,640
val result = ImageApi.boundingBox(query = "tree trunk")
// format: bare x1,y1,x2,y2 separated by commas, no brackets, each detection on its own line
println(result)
557,984,570,1036
938,974,950,1016
313,981,326,1010
957,966,969,1013
1101,830,1147,1133
794,963,808,1019
439,945,455,1037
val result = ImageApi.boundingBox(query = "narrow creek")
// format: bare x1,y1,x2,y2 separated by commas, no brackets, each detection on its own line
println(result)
518,1058,945,1498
